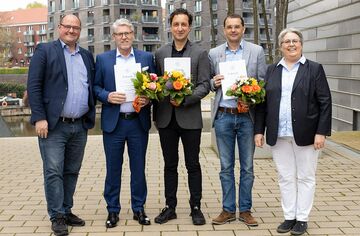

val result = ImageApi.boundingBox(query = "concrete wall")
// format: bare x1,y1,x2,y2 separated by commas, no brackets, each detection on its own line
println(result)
287,0,360,131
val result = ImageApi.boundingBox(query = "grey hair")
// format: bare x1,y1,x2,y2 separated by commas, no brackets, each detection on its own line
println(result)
112,18,134,32
278,28,303,47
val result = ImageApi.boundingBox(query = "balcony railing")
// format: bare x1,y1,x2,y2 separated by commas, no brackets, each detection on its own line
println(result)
87,17,94,25
102,15,111,23
103,34,111,42
25,52,34,57
36,30,47,35
142,34,160,41
142,16,159,23
87,35,94,43
142,0,158,6
48,22,54,30
23,30,35,36
119,0,137,5
120,14,139,23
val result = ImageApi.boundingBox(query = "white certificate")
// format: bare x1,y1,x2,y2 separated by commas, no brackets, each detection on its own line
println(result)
219,60,247,100
164,57,191,79
114,63,141,102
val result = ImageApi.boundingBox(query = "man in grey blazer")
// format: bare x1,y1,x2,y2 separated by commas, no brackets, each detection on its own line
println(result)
153,8,210,225
209,14,267,226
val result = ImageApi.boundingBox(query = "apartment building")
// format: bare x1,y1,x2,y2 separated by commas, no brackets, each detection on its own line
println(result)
287,0,360,131
0,8,47,67
164,0,274,54
47,0,163,55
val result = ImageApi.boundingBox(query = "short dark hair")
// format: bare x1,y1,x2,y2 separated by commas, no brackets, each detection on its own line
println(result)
223,14,244,28
169,8,193,26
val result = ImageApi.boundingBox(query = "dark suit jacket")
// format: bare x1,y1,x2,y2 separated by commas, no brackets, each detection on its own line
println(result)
27,39,96,130
254,59,332,146
93,48,155,133
154,42,210,129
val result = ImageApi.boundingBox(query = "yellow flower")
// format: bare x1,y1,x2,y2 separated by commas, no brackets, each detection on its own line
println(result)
142,74,149,82
172,70,182,79
251,78,258,86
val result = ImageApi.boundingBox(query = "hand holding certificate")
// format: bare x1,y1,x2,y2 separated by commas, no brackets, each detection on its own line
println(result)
219,60,247,100
114,63,141,102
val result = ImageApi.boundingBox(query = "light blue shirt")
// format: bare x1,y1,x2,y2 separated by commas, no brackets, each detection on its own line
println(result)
60,40,89,119
116,47,136,113
277,55,306,137
219,40,244,108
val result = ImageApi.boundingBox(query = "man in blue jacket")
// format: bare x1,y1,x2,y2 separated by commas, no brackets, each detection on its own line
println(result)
27,14,96,236
93,18,155,228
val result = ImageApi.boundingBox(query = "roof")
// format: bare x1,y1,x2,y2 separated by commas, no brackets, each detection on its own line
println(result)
0,8,47,26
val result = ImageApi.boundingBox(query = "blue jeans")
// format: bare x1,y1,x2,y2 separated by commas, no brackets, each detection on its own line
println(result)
214,111,255,213
38,119,87,220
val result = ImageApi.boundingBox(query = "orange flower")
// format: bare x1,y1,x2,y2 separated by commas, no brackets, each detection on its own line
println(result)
173,80,183,90
252,84,261,92
132,96,141,113
241,85,253,94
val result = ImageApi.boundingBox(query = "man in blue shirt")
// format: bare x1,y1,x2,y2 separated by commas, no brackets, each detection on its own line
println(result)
27,14,96,236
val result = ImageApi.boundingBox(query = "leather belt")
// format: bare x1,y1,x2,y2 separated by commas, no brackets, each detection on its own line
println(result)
60,117,82,123
218,107,239,115
119,112,138,120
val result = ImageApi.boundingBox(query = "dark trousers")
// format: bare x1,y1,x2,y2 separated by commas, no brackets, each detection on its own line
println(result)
103,116,149,213
158,115,202,209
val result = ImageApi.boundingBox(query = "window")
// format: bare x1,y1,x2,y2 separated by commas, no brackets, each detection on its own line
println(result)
194,15,201,27
72,0,80,9
181,3,186,9
18,48,22,54
41,25,46,31
168,4,174,13
60,0,65,11
18,37,21,43
195,30,201,41
17,27,21,32
104,45,111,51
87,0,95,7
194,1,202,12
49,1,55,12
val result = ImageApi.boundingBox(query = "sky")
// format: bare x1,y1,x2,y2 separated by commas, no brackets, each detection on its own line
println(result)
0,0,47,11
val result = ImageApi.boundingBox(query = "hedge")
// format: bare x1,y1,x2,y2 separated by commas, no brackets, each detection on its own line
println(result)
0,83,26,98
0,67,29,74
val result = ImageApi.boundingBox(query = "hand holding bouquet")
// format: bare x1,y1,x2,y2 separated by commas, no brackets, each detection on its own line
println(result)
226,76,265,113
132,71,165,112
162,70,193,106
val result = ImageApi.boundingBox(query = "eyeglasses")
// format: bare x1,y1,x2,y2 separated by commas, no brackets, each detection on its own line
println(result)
60,24,81,32
113,31,133,38
282,39,301,45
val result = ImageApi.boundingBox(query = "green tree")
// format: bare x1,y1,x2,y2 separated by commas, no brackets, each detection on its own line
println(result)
26,1,46,9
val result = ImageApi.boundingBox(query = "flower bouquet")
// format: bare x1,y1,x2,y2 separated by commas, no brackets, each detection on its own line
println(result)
132,71,165,112
162,70,193,106
225,76,265,113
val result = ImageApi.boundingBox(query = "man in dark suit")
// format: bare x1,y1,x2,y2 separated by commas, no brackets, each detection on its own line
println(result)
93,18,155,228
27,14,96,236
153,8,210,225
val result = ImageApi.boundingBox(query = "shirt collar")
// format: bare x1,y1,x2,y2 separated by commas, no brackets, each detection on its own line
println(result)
116,47,134,58
277,55,306,67
172,40,189,52
225,39,243,53
59,39,80,53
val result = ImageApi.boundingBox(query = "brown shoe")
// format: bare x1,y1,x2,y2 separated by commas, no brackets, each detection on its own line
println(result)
239,211,258,227
212,210,236,225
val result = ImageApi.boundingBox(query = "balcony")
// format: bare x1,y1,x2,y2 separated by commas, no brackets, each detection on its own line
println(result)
86,17,94,25
120,14,139,23
142,0,158,6
87,35,94,43
193,21,201,28
103,34,111,42
48,22,54,30
36,30,47,35
119,0,137,5
102,15,111,23
212,4,217,11
25,52,34,57
102,0,109,5
23,30,34,36
142,16,159,23
142,34,160,41
243,2,253,9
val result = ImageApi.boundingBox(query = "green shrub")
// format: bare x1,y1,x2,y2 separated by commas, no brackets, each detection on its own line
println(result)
0,67,29,74
0,83,26,98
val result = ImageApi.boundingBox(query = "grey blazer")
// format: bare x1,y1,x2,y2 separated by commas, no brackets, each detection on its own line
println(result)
209,40,267,126
154,41,210,129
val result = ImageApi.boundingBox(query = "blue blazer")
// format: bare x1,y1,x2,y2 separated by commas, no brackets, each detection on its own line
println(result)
27,39,96,130
93,48,156,133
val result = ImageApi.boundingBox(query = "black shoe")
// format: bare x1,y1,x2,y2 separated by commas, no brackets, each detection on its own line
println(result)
133,210,151,225
65,213,85,226
290,221,308,235
190,206,206,225
105,212,119,228
277,219,297,233
51,214,68,236
154,206,177,224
